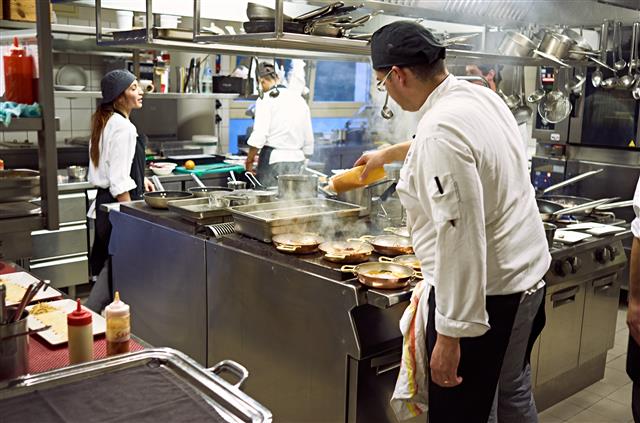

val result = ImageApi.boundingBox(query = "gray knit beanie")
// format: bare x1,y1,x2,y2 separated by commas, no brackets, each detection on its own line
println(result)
101,69,136,104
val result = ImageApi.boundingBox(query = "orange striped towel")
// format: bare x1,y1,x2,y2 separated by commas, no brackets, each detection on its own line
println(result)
390,281,430,420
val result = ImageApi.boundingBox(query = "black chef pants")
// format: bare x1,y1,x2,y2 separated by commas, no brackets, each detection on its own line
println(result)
426,289,522,423
628,335,640,423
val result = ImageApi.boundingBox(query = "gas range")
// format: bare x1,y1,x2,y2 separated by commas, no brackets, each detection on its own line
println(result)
546,228,631,286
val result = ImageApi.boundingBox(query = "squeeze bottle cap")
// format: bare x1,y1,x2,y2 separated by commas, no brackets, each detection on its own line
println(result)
105,291,130,318
67,299,92,326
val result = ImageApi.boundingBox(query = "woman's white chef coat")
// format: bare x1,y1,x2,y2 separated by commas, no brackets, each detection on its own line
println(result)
247,87,314,164
87,113,138,218
632,178,640,238
396,74,551,339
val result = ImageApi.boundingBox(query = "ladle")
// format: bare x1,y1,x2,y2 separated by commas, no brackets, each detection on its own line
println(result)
622,23,640,89
565,71,586,95
381,92,394,120
527,70,546,104
614,21,626,71
592,20,609,87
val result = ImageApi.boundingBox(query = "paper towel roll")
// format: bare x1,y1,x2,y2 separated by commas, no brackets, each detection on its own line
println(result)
139,80,155,93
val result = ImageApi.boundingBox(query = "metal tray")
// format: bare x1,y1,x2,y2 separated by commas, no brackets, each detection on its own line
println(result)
0,170,40,203
167,197,231,223
229,198,365,242
0,348,272,423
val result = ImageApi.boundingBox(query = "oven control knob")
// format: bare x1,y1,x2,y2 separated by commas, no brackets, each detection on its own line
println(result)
568,256,581,273
595,247,612,264
610,246,619,259
554,259,573,277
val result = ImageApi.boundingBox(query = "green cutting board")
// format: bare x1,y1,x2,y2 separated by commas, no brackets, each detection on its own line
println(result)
174,163,245,177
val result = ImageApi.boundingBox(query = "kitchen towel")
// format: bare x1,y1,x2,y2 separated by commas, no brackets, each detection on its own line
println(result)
390,281,430,420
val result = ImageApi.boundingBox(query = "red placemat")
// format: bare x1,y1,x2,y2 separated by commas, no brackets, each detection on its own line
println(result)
27,334,145,374
0,260,17,275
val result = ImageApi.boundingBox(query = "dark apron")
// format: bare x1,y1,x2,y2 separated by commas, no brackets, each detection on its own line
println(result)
89,115,146,278
426,288,528,423
256,145,275,187
628,335,640,383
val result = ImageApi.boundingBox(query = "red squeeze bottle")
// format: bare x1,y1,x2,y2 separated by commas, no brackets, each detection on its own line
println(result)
3,37,35,105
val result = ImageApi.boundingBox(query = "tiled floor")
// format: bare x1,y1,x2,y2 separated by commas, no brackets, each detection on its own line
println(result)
538,307,635,423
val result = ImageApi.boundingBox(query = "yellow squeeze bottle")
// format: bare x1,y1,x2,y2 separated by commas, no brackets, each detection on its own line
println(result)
328,165,386,193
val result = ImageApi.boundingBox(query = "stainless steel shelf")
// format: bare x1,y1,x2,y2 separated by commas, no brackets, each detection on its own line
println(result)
0,118,61,132
53,91,240,100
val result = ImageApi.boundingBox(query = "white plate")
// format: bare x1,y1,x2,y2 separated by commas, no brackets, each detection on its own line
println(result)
54,84,86,91
586,225,626,236
0,272,61,306
55,64,88,87
554,230,592,244
26,299,106,346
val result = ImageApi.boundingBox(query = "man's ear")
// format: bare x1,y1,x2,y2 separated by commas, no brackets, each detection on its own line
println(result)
486,69,496,82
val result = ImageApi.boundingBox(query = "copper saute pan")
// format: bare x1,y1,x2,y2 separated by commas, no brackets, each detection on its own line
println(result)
379,254,421,271
272,233,325,254
341,262,422,290
145,176,193,209
352,235,414,257
318,240,373,264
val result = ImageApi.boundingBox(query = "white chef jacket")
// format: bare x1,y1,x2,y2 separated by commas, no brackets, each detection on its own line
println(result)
396,74,551,339
88,112,138,199
631,177,640,237
247,87,314,164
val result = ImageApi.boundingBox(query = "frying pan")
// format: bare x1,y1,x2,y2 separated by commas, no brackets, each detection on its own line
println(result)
318,240,373,264
187,173,232,198
352,235,413,257
243,20,306,34
341,262,421,290
272,233,325,254
292,2,344,22
246,2,292,21
383,227,410,238
538,198,615,222
144,176,193,209
379,254,421,271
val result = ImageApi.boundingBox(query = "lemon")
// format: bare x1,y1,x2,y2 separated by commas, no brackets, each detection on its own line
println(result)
184,160,196,170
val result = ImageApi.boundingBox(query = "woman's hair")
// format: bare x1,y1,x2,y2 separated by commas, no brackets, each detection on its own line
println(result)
89,94,125,167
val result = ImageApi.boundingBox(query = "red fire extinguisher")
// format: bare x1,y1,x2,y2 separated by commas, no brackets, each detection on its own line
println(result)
3,37,35,105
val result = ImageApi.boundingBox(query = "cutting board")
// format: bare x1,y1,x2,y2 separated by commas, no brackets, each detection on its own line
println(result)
174,163,244,177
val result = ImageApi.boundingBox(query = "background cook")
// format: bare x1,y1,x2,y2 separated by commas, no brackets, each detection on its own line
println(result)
244,62,314,187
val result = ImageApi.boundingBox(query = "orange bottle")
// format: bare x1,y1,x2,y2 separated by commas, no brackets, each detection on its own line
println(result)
328,165,386,193
3,37,35,105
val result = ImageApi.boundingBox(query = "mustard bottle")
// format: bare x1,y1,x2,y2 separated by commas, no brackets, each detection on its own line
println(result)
328,165,386,193
105,291,131,356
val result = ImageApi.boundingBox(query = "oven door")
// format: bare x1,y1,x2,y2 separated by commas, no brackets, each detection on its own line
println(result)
569,67,640,149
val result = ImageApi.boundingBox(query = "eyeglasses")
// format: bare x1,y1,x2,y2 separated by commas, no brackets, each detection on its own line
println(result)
376,69,394,92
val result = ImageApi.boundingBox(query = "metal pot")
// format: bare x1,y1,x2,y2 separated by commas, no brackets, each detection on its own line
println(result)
354,234,413,257
341,262,421,290
145,176,194,209
272,233,324,254
66,166,87,180
277,174,318,200
318,240,373,264
537,31,576,60
498,31,538,57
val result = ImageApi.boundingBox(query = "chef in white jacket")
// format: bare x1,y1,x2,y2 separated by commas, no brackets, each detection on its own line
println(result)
245,62,314,187
358,22,551,423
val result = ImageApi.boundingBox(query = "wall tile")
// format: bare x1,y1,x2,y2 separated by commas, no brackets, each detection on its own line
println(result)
69,55,91,66
27,131,38,144
54,97,71,110
57,130,72,142
71,98,94,110
56,108,72,131
71,109,92,131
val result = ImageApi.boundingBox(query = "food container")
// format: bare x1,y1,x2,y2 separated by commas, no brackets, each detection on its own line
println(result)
543,223,557,248
341,262,421,290
0,169,39,203
498,31,538,57
149,162,177,176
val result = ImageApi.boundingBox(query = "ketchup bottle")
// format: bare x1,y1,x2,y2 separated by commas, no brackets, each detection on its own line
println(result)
3,37,35,105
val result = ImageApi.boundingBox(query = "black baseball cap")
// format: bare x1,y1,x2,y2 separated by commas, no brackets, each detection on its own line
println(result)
370,21,445,70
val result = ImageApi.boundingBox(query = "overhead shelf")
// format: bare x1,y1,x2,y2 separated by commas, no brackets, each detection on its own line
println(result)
54,91,241,100
0,118,60,132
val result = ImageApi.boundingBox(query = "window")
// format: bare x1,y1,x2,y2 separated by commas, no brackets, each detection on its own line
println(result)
313,61,371,102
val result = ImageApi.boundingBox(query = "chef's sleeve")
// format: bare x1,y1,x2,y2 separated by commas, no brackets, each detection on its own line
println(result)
302,104,314,156
247,98,271,150
417,136,490,338
105,125,137,198
632,177,640,238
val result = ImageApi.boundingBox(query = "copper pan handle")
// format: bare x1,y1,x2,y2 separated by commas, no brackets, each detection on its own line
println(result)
340,265,357,273
276,244,299,252
414,271,424,280
325,253,347,259
379,256,394,263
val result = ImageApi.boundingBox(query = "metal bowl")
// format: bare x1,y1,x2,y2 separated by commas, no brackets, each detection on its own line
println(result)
67,165,87,180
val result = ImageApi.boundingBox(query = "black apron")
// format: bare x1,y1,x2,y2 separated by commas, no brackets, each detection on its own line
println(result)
256,145,275,187
628,335,640,383
426,288,529,423
89,113,146,277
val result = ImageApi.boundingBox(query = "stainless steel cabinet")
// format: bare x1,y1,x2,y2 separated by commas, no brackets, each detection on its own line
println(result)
579,274,621,365
31,224,88,260
536,282,586,385
29,255,89,289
